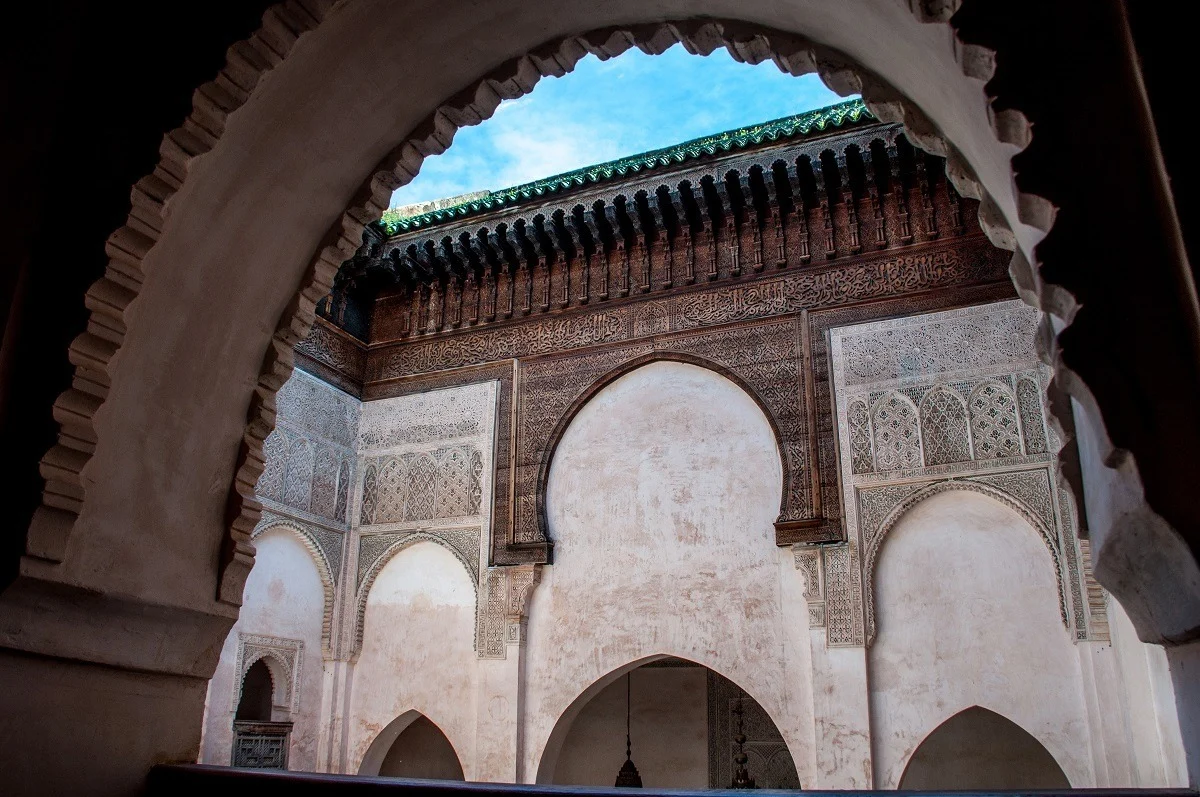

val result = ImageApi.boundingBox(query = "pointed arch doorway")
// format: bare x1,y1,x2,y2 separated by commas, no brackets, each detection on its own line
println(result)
899,706,1070,790
541,658,799,789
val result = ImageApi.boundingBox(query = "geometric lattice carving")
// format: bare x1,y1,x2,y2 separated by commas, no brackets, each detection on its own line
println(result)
284,439,312,511
969,380,1021,459
311,445,338,518
919,387,971,465
232,723,291,770
360,464,378,525
872,392,922,471
334,460,350,522
360,446,484,526
258,431,287,501
1017,378,1048,455
829,301,1069,650
840,303,1038,388
848,400,874,474
823,543,860,646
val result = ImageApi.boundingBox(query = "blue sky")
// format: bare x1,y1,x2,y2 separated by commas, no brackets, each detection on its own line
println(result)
389,46,847,209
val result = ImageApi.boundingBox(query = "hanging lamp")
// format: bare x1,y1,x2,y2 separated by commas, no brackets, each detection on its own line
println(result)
614,673,643,788
730,696,757,789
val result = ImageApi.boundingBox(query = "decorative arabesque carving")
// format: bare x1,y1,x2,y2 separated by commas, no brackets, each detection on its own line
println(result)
827,300,1098,647
1017,378,1048,455
919,387,971,465
359,446,483,526
871,393,922,471
847,400,874,474
475,564,542,659
969,380,1022,459
793,546,826,628
255,370,359,527
350,380,498,658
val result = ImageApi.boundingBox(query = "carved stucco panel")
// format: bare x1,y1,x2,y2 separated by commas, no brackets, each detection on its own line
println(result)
828,300,1100,649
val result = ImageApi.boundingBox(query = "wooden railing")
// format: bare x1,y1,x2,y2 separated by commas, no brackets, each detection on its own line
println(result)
147,765,1198,797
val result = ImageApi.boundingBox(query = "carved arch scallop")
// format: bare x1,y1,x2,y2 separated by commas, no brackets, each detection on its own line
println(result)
533,351,795,545
18,2,1052,608
251,515,342,656
352,531,480,657
860,477,1069,645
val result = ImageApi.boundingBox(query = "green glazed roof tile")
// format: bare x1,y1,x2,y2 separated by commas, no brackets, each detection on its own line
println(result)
380,97,871,235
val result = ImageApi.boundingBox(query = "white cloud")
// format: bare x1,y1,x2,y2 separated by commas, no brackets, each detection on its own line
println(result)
390,49,847,208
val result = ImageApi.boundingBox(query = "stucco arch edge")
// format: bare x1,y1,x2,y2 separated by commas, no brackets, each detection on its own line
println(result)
863,479,1069,646
352,533,478,658
250,518,339,657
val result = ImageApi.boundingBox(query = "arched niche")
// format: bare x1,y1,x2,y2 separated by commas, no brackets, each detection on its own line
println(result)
536,352,792,541
358,710,465,780
869,489,1091,788
899,706,1070,790
536,656,798,789
348,541,477,777
528,360,810,784
235,659,274,722
250,519,339,655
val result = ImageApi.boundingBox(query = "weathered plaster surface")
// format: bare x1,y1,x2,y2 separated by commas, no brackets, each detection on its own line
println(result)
528,361,814,784
201,527,326,768
869,489,1094,788
347,542,478,776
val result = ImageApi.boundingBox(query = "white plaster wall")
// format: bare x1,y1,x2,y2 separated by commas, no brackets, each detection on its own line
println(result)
346,542,478,777
527,361,813,784
1105,595,1189,786
201,527,327,769
552,667,708,788
868,490,1092,788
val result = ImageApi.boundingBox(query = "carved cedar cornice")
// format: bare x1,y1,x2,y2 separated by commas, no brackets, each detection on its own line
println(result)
295,317,367,398
368,237,1008,381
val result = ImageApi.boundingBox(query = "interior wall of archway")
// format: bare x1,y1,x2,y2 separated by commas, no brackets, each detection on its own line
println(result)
200,526,325,769
524,361,818,784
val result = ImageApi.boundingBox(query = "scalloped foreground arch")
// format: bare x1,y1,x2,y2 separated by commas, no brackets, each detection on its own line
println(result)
27,2,1157,635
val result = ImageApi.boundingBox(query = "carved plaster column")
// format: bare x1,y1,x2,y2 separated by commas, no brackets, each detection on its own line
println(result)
793,542,874,789
474,564,542,782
